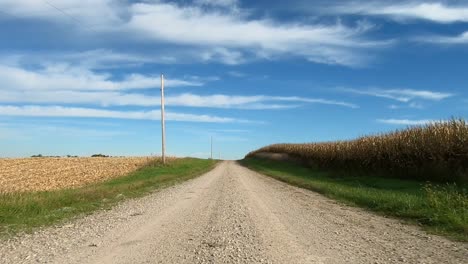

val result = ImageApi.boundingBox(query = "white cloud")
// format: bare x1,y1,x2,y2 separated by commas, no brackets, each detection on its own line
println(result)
343,88,453,102
388,102,424,109
0,90,157,107
377,118,434,125
199,48,247,65
167,94,358,110
330,2,468,23
0,90,358,109
0,62,357,110
416,31,468,44
0,105,246,123
0,0,389,66
167,94,275,109
184,94,360,109
269,96,359,108
53,49,158,69
126,2,388,66
0,49,245,69
0,64,206,91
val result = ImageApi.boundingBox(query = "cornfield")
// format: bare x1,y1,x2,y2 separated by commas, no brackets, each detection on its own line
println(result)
247,119,468,183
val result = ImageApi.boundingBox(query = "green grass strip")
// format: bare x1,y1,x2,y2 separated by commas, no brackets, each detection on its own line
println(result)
240,157,468,242
0,158,217,238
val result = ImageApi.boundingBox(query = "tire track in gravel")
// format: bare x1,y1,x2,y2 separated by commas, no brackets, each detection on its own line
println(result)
0,161,467,263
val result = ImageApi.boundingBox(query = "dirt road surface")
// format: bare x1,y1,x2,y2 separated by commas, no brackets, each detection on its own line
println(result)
1,161,467,263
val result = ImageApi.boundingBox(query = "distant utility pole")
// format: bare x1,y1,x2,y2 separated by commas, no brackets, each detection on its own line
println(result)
211,136,213,160
161,74,166,164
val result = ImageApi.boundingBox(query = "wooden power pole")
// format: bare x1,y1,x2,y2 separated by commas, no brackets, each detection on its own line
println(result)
161,74,166,164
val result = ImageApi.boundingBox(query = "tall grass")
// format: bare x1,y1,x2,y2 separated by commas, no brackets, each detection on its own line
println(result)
247,119,468,183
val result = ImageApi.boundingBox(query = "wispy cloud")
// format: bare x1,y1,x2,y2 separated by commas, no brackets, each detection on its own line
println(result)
377,118,434,125
0,90,358,110
127,2,389,66
269,96,359,109
343,88,453,102
389,102,425,109
416,31,468,44
166,94,358,109
44,49,170,69
0,64,207,91
0,55,358,110
329,2,468,24
0,0,390,66
0,105,248,123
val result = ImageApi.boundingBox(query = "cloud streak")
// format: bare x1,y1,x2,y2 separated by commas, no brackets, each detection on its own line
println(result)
0,90,358,110
0,0,389,66
416,31,468,44
0,64,207,91
0,60,358,113
343,88,453,102
269,96,359,109
0,105,248,123
329,2,468,23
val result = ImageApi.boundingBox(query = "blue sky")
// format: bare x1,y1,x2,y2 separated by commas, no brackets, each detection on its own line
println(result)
0,0,467,159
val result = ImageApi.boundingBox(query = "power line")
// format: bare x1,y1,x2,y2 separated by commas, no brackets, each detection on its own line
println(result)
42,0,80,23
1,1,97,32
40,0,97,32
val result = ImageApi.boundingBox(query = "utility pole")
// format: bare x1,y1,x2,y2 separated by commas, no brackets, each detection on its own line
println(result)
161,74,166,164
210,136,213,160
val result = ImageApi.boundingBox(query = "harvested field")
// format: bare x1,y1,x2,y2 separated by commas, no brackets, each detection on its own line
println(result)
0,157,158,193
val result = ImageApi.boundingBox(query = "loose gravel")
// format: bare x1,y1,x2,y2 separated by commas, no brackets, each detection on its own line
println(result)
0,161,466,263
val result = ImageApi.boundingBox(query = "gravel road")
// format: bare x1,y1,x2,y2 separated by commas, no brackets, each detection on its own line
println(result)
1,161,467,263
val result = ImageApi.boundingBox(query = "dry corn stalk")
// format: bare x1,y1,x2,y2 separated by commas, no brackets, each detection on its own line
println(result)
247,119,468,182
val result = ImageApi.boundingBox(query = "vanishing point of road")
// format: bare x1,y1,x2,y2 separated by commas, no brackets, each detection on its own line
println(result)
1,161,467,263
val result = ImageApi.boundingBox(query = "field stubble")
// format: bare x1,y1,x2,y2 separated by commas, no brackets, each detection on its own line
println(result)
0,157,160,193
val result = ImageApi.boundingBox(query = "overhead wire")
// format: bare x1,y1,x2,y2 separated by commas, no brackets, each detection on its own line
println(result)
40,0,98,33
0,1,98,33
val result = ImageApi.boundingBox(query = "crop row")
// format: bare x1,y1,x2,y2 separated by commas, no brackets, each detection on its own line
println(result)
247,119,468,182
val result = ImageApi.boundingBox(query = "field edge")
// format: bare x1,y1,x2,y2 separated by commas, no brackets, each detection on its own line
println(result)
0,158,219,238
239,157,468,242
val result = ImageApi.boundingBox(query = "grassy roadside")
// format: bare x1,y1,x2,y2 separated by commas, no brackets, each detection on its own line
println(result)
240,157,468,241
0,158,217,238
